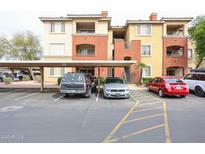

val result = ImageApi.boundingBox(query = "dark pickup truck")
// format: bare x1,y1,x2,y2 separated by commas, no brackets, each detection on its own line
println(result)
60,73,92,98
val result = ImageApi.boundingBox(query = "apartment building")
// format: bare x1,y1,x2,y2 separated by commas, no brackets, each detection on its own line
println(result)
39,11,193,83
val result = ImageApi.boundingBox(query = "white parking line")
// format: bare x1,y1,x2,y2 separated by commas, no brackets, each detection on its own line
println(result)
54,95,63,102
96,92,99,102
14,92,40,101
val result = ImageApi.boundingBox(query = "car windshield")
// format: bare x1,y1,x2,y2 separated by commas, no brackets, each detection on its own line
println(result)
164,79,183,83
105,78,124,84
62,74,84,82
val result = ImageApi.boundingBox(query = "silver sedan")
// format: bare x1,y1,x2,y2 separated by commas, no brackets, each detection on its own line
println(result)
103,77,129,98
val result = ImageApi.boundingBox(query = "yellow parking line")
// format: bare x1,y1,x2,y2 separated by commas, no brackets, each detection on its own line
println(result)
138,102,161,106
108,124,165,143
123,113,163,124
132,106,162,113
163,102,171,143
138,89,171,143
102,94,139,143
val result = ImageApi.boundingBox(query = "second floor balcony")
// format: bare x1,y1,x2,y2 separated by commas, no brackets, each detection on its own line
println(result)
166,46,184,57
76,44,95,57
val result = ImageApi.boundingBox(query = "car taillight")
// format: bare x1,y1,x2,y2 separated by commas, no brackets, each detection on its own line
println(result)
165,83,171,90
84,82,86,90
185,84,189,90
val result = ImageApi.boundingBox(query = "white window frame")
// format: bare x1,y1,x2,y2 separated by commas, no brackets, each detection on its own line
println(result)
188,49,193,59
48,43,65,56
50,22,65,33
142,65,152,77
49,68,65,78
136,24,152,36
141,44,152,56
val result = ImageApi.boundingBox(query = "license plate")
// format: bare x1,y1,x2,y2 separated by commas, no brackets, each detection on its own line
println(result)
176,86,181,90
68,90,76,93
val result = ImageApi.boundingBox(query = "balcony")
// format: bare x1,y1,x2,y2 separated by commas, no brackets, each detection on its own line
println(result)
165,25,185,37
76,44,95,57
166,46,184,57
76,22,95,34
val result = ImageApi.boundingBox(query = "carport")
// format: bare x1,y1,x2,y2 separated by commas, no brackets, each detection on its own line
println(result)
0,60,136,92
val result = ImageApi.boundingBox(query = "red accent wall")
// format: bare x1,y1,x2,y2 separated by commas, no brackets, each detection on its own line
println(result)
114,39,141,83
72,35,108,77
163,37,188,75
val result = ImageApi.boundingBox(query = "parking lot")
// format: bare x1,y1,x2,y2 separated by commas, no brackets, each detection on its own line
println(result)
0,87,205,143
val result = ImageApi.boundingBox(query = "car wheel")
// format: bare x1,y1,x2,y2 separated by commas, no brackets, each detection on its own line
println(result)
195,86,205,97
0,78,3,82
19,76,23,80
84,87,91,98
158,89,164,98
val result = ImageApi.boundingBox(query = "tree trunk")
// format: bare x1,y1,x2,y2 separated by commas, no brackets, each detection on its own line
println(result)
27,68,34,80
195,57,203,69
139,69,143,84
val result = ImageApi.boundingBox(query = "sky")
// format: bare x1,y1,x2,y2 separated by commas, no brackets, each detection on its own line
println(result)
0,0,205,42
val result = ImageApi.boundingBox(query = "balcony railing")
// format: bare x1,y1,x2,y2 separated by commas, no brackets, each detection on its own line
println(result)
76,49,95,56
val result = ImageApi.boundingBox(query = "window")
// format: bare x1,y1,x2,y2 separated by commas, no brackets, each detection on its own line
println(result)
51,22,65,33
76,44,95,56
188,49,193,58
49,68,65,77
137,24,151,35
49,43,65,55
49,68,55,77
142,65,151,77
141,45,151,56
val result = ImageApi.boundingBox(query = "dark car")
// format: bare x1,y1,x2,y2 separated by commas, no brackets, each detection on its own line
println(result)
146,76,189,97
0,72,12,82
60,73,92,98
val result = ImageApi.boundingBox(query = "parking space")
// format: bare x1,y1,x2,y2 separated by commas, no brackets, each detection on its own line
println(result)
0,88,205,142
0,88,135,142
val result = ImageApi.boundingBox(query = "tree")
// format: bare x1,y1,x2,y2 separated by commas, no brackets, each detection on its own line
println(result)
189,16,205,69
10,31,42,60
137,62,147,84
0,36,10,59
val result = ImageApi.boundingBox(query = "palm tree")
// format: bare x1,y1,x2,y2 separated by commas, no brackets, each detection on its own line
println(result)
137,62,147,84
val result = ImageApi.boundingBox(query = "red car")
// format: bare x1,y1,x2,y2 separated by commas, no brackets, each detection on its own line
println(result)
146,76,189,97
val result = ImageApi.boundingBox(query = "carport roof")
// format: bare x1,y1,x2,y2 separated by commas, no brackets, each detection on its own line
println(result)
0,60,137,68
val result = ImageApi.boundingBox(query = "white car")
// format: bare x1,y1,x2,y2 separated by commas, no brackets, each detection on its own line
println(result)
183,70,205,97
103,77,129,99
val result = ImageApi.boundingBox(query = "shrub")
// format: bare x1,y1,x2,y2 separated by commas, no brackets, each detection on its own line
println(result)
3,77,12,84
35,75,41,83
22,75,30,81
96,76,105,85
142,77,152,84
58,77,62,85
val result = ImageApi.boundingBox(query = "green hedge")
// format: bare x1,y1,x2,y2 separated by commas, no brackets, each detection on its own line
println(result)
96,76,105,85
142,77,152,84
58,77,62,85
3,77,12,84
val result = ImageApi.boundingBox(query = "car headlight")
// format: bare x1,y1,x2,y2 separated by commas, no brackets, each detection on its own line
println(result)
105,89,111,92
125,89,129,92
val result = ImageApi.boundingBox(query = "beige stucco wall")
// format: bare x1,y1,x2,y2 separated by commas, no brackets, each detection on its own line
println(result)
127,24,163,78
43,57,72,83
43,21,73,57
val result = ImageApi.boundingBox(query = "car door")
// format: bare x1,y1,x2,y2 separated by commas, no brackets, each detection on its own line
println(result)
155,78,164,92
184,74,194,90
150,78,159,92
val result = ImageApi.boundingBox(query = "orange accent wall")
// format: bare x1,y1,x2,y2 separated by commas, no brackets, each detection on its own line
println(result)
163,37,188,75
114,39,141,83
72,35,108,77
